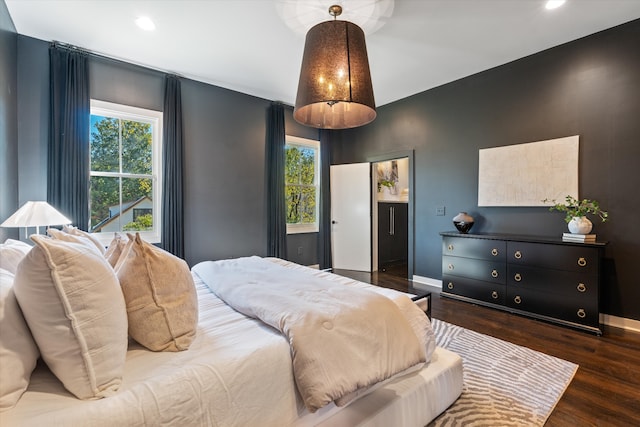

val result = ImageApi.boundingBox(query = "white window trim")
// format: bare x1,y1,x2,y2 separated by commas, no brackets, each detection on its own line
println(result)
286,135,320,234
89,99,163,246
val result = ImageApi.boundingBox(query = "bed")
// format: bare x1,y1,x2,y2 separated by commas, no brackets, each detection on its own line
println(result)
1,256,463,427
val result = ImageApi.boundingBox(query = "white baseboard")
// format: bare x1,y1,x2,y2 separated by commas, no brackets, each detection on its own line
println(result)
411,275,640,334
412,275,442,289
600,314,640,333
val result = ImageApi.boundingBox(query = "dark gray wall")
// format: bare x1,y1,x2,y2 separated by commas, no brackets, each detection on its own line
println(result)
333,20,640,321
0,1,18,242
15,35,320,267
17,36,47,204
181,78,270,264
287,232,319,266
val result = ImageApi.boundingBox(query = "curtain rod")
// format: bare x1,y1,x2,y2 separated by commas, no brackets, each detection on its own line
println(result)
50,41,183,79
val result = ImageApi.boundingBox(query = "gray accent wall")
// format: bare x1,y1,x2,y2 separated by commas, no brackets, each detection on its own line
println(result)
332,20,640,321
0,1,17,242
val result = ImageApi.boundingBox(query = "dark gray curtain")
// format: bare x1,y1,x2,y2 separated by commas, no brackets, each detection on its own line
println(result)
161,75,185,258
318,129,333,269
266,102,287,258
48,44,90,230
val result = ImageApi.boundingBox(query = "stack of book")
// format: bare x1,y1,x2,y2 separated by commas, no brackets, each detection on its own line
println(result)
562,233,596,243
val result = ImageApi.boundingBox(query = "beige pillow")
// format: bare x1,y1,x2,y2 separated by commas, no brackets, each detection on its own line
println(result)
13,235,128,400
46,228,102,256
63,225,106,255
115,233,197,352
104,233,127,268
0,239,32,274
0,268,39,411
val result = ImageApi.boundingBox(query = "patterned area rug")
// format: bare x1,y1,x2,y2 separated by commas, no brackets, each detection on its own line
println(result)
428,319,578,427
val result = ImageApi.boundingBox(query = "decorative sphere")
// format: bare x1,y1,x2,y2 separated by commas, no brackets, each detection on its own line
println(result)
453,212,474,234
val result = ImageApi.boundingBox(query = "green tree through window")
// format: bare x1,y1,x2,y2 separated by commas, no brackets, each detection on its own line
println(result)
285,137,319,232
90,117,153,230
89,99,163,243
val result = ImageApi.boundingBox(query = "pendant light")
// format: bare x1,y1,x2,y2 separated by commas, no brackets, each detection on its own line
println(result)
294,5,376,129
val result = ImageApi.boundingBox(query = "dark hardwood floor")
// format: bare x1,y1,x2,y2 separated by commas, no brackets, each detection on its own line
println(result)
334,269,640,426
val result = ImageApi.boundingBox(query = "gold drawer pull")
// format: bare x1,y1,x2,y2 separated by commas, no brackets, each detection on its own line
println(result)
514,250,522,259
491,248,499,256
491,291,498,299
514,295,522,304
491,269,499,278
514,273,522,282
577,257,587,267
447,244,454,251
448,264,454,271
577,309,586,319
577,283,586,292
447,282,454,290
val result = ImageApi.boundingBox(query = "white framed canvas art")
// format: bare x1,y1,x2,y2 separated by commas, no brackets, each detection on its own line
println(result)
478,135,579,207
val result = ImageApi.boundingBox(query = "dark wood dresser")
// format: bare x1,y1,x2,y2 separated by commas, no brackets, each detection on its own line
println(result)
440,231,606,335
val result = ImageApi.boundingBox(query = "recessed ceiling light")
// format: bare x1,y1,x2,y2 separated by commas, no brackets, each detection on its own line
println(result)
135,16,155,31
545,0,566,10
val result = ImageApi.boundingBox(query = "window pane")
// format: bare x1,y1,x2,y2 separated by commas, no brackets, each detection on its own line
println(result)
90,116,119,172
285,146,316,186
285,185,300,224
299,148,315,185
299,186,316,224
285,185,316,225
285,146,301,185
122,120,153,175
90,176,120,230
121,177,153,231
90,176,153,233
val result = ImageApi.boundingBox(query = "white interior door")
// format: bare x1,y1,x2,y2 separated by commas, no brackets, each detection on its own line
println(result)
330,163,371,271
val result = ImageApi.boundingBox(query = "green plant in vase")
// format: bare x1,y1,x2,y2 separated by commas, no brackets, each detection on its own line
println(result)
377,179,394,192
542,195,609,234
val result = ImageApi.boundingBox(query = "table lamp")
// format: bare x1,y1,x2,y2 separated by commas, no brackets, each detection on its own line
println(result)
1,201,72,239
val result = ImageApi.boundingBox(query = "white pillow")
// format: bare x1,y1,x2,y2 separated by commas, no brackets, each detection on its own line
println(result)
62,225,106,255
0,268,39,411
0,239,32,274
47,228,103,256
13,235,128,399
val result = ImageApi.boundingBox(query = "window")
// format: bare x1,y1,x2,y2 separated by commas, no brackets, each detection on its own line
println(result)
133,208,153,222
89,100,162,244
285,136,320,234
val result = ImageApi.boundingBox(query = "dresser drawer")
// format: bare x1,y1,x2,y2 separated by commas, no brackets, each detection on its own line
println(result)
443,255,506,284
442,275,506,305
507,265,598,299
443,237,506,261
506,287,598,328
507,241,600,274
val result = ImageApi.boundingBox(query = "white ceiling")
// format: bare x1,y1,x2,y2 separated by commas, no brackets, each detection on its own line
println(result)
6,0,640,107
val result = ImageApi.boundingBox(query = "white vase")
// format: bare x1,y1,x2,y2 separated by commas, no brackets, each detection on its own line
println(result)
568,216,592,234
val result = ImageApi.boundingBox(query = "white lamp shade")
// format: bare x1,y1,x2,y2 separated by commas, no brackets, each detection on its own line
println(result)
1,201,72,228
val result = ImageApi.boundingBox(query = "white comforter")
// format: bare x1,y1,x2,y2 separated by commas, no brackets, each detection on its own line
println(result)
2,258,440,427
192,256,435,412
